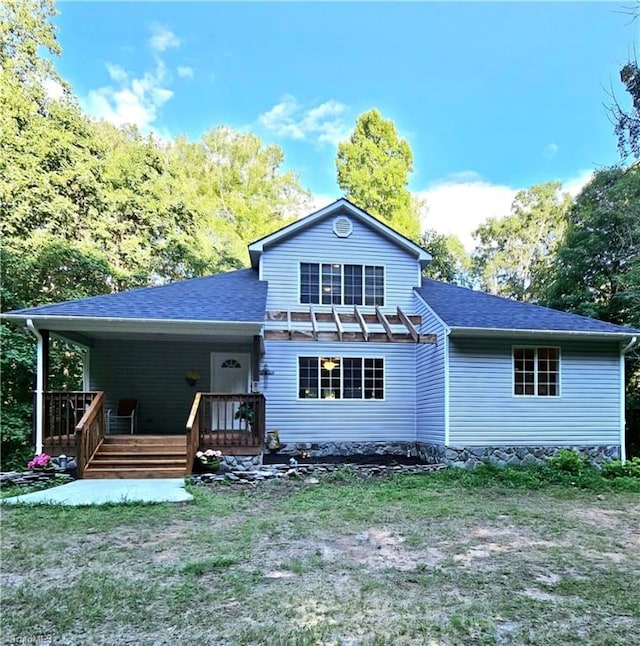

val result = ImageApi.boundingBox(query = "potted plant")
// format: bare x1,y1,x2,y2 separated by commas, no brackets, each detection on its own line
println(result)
195,449,223,473
27,453,54,472
234,402,254,429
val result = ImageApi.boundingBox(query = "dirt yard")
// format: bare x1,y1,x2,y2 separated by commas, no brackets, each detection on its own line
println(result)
1,473,639,645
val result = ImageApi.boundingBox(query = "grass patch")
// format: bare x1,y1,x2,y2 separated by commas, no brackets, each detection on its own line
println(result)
2,471,639,644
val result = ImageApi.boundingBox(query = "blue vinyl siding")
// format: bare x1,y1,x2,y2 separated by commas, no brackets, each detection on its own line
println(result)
90,339,252,434
414,293,446,444
261,211,420,312
448,337,621,446
262,341,416,443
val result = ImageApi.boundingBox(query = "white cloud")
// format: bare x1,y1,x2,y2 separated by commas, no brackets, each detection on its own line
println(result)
176,65,194,79
417,169,595,252
149,23,180,53
259,95,350,146
544,142,559,159
82,60,173,130
563,169,592,196
417,175,518,251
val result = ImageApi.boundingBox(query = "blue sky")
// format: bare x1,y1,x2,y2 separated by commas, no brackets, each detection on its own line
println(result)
53,1,638,248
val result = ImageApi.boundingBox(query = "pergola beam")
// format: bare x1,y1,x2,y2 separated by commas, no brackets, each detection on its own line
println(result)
375,306,394,341
397,306,419,343
354,305,369,341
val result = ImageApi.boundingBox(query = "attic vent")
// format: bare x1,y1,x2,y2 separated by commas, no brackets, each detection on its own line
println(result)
333,216,353,238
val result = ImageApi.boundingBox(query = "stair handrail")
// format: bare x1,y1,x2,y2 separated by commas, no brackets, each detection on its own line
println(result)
185,392,202,475
75,391,105,478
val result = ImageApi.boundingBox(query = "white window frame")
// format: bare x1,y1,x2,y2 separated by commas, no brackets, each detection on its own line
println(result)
298,262,386,307
296,356,386,401
512,345,561,398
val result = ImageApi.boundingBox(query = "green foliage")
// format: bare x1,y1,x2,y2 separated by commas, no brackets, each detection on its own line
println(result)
420,229,472,285
547,448,590,475
472,182,571,301
545,167,640,328
424,460,640,493
601,457,640,479
336,108,422,240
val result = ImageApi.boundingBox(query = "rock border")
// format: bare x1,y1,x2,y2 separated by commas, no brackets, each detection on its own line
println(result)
189,462,447,485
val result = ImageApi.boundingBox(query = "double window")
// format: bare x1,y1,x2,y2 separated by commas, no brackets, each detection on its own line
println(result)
298,357,384,400
513,347,560,397
300,263,384,306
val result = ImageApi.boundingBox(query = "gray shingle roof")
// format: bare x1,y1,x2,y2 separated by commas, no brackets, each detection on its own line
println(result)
7,269,267,322
416,279,639,335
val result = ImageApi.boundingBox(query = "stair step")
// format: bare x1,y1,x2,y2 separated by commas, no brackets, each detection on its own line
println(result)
91,458,186,467
98,447,186,455
102,436,185,446
83,467,186,479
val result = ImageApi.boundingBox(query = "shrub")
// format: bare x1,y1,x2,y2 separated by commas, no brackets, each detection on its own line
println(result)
601,458,640,479
547,449,590,475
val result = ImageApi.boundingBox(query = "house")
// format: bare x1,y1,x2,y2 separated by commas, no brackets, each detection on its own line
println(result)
4,198,638,476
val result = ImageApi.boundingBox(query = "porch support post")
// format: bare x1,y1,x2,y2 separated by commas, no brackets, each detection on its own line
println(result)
252,335,263,385
26,320,48,455
82,347,91,391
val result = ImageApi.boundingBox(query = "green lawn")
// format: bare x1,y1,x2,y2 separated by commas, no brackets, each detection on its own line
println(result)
1,470,639,645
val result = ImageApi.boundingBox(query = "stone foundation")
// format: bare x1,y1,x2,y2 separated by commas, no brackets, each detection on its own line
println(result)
416,443,621,469
221,454,263,470
277,441,417,459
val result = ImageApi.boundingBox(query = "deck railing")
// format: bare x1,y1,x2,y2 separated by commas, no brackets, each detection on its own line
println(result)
186,392,265,456
75,392,105,478
43,391,100,452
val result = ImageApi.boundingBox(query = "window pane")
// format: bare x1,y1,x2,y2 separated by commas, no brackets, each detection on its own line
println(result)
514,348,535,396
300,263,320,304
537,347,559,397
320,356,341,399
299,357,318,398
344,265,363,305
343,358,362,398
322,264,342,305
364,358,384,399
364,266,384,306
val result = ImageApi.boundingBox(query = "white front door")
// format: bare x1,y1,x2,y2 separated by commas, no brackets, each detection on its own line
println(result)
210,353,250,430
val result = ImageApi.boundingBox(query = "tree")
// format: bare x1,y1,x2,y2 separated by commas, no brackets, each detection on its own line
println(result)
472,182,572,301
610,61,640,162
420,230,472,286
545,166,640,326
336,109,422,240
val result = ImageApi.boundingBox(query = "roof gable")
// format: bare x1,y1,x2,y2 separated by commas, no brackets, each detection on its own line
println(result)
248,198,431,269
416,279,639,336
5,269,267,323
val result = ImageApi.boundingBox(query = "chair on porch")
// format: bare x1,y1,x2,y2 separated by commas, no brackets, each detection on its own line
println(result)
106,399,138,434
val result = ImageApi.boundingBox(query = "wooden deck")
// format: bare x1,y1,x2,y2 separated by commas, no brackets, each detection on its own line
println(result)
41,391,265,477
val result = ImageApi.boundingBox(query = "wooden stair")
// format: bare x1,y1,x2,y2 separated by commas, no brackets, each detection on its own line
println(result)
83,435,187,479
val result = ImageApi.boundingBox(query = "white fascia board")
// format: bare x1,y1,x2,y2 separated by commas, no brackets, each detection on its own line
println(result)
248,198,431,267
4,314,264,336
448,326,637,341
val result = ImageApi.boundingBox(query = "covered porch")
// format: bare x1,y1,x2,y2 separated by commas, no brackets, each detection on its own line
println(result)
25,319,268,478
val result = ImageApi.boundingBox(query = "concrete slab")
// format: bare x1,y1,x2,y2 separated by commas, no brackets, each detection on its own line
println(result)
1,478,193,506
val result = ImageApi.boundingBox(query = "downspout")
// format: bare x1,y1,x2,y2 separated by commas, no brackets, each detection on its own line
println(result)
26,319,44,455
620,336,638,464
